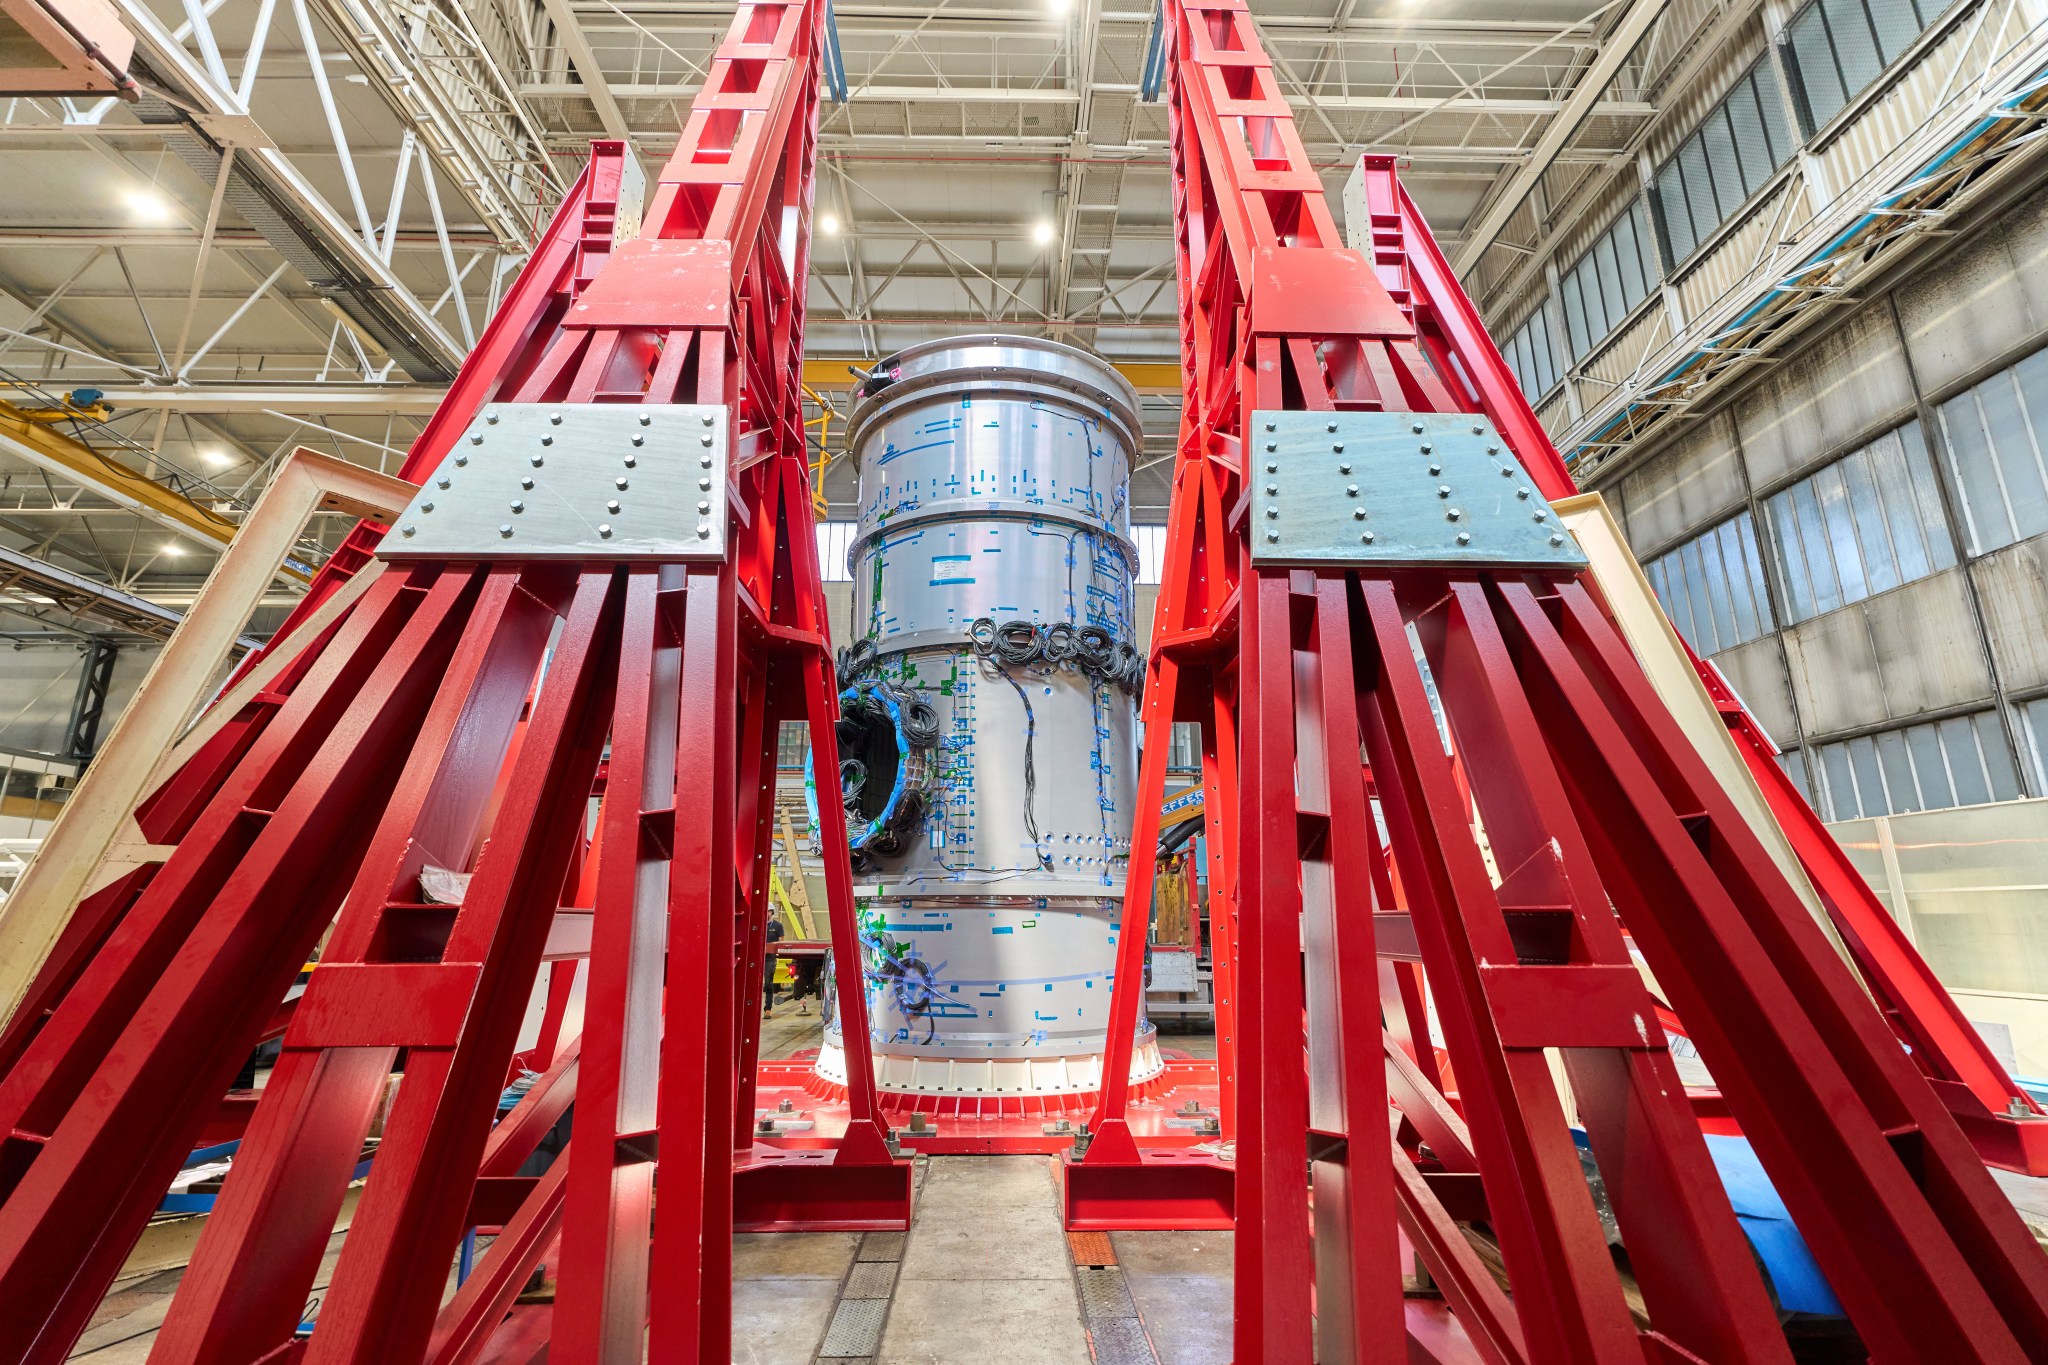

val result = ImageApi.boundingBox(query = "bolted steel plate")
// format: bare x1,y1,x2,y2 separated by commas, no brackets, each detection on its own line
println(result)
819,1297,889,1357
1245,410,1586,570
379,402,729,562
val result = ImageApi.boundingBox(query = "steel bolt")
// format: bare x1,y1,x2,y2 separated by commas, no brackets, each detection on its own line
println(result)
1265,442,1277,453
549,412,563,425
1265,483,1277,495
1339,462,1352,474
1446,508,1462,521
1500,466,1514,477
540,434,554,446
437,477,450,489
1437,484,1451,498
700,455,713,469
1327,421,1338,433
485,412,499,425
607,500,621,514
455,455,468,467
699,477,712,491
1457,532,1472,545
1472,424,1484,435
701,434,714,447
1265,529,1280,543
499,524,513,537
1346,484,1359,496
510,500,525,513
520,477,534,490
530,455,543,468
420,501,434,513
1353,508,1366,521
1550,534,1564,546
615,476,629,489
698,524,711,539
701,413,714,426
1265,461,1278,474
1516,487,1530,500
624,455,637,467
1419,442,1432,454
1429,464,1441,475
469,434,484,446
1533,510,1548,522
632,434,645,447
699,500,712,514
400,524,415,537
1487,445,1501,455
642,414,655,426
598,524,613,538
1332,442,1344,453
1265,421,1276,432
1362,530,1377,543
1410,422,1424,434
1265,507,1279,519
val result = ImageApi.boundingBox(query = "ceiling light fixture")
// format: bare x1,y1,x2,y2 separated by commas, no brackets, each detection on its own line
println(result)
160,542,185,557
1050,0,1072,13
820,211,842,235
1032,219,1056,245
124,189,173,223
201,448,234,468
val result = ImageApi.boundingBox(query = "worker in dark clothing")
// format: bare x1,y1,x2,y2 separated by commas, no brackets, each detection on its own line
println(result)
763,916,786,1015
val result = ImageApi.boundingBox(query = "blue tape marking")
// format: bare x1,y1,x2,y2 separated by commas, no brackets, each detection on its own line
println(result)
991,926,1015,935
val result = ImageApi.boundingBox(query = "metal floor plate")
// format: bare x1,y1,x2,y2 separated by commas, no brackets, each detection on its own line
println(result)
1075,1264,1139,1322
1087,1315,1159,1365
819,1297,889,1358
856,1230,905,1261
842,1260,898,1299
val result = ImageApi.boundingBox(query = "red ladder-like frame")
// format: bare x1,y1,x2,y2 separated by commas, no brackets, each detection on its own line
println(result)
1074,2,2048,1361
0,6,908,1364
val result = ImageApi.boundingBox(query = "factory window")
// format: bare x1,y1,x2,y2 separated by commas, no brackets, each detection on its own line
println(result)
1758,422,1956,624
1935,348,2048,555
1559,200,1659,360
1132,524,1167,585
1651,58,1796,264
1781,0,1960,134
1501,303,1559,401
815,521,856,582
1810,710,2021,820
1642,511,1776,656
2021,697,2048,794
777,720,809,770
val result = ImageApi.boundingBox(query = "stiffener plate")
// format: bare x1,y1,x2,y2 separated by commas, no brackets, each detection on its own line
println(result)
1246,410,1587,570
380,402,730,561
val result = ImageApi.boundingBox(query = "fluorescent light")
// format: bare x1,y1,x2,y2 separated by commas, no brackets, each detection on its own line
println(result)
201,447,234,468
820,211,842,235
160,542,185,557
1050,0,1072,12
124,189,173,223
1032,219,1056,245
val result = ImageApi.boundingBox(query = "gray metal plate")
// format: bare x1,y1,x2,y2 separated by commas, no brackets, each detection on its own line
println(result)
856,1231,906,1262
819,1297,889,1357
843,1260,899,1299
1246,411,1587,570
1075,1265,1139,1321
1088,1317,1160,1365
379,402,729,562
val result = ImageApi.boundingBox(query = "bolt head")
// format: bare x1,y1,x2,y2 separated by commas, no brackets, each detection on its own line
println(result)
485,412,499,424
1265,529,1280,543
1346,484,1358,496
1339,462,1352,474
1533,510,1548,522
1265,442,1277,453
400,524,415,537
510,500,525,512
540,434,554,446
499,524,513,537
1437,485,1451,497
1265,462,1277,474
436,477,450,489
1517,487,1530,499
420,501,434,512
1352,508,1366,521
549,412,563,425
697,524,711,539
520,477,534,490
454,455,468,467
700,413,713,426
1265,421,1276,432
624,455,637,467
1550,534,1564,546
1419,443,1432,454
1265,483,1277,495
700,435,714,447
1471,424,1484,435
1326,421,1338,433
1429,464,1442,476
607,500,621,513
1332,442,1344,453
700,455,713,469
598,523,613,538
469,434,484,446
642,413,655,426
1411,422,1424,434
530,455,544,468
1265,507,1278,519
699,477,712,491
1363,530,1377,543
1500,466,1514,477
698,500,712,514
1487,445,1501,455
632,434,645,446
1457,532,1472,545
1447,508,1462,521
615,476,629,489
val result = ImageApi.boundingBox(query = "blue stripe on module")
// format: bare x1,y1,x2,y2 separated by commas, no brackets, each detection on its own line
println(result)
929,577,975,586
991,926,1015,934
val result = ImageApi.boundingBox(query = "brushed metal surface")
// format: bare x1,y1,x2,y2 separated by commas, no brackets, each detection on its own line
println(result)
1245,410,1588,570
380,402,729,561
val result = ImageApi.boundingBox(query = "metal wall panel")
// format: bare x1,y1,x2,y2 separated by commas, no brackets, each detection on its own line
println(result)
1734,303,1918,488
1968,534,2048,690
0,645,91,757
1782,593,1890,733
1579,297,1673,392
1643,24,1772,167
1672,177,1816,322
1619,411,1750,553
1859,566,1996,715
1895,217,2039,394
1711,633,1802,744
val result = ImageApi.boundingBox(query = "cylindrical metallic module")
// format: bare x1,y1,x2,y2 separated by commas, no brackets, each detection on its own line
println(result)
813,335,1164,1106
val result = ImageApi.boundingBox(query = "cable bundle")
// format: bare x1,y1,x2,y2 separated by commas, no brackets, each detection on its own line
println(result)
968,616,1144,695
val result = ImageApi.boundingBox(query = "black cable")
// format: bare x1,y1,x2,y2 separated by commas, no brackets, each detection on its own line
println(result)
993,666,1054,871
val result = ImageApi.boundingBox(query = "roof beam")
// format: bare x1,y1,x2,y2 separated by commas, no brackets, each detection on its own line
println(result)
538,0,636,142
0,406,239,554
1450,0,1671,275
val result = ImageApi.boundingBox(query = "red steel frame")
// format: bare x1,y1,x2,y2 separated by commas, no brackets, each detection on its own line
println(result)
0,5,908,1363
1072,1,2048,1360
